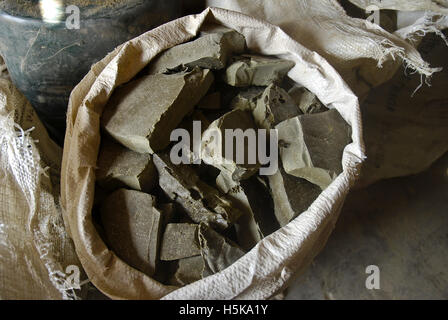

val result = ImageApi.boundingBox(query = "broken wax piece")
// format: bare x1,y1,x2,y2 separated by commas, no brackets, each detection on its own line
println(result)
200,24,246,48
230,87,265,112
100,189,162,276
216,171,263,251
160,223,201,261
159,203,176,226
169,221,246,285
96,138,157,192
153,153,242,229
215,82,241,111
201,109,260,181
148,28,246,74
276,108,352,189
198,223,246,276
172,256,205,286
102,67,214,153
93,184,108,208
240,175,279,236
268,163,322,226
224,54,295,87
197,92,221,110
288,86,328,114
253,83,302,129
176,110,211,159
216,171,278,243
178,110,211,135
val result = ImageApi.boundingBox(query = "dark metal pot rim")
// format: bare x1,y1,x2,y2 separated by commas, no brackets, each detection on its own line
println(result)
0,1,150,24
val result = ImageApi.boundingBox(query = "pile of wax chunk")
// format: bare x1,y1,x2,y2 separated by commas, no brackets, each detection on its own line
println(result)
94,25,351,286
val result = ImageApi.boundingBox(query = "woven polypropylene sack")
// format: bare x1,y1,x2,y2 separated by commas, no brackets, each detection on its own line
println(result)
61,7,365,300
0,74,84,300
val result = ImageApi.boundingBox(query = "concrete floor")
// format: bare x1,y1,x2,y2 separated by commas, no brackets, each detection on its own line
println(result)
286,152,448,299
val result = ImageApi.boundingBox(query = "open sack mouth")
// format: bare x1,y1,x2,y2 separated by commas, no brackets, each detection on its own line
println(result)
95,27,352,284
64,7,361,299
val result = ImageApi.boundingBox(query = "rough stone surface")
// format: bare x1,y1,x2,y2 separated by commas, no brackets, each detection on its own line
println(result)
100,189,162,276
102,67,213,153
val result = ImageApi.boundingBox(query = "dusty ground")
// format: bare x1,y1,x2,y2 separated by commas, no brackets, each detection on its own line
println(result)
286,152,448,299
